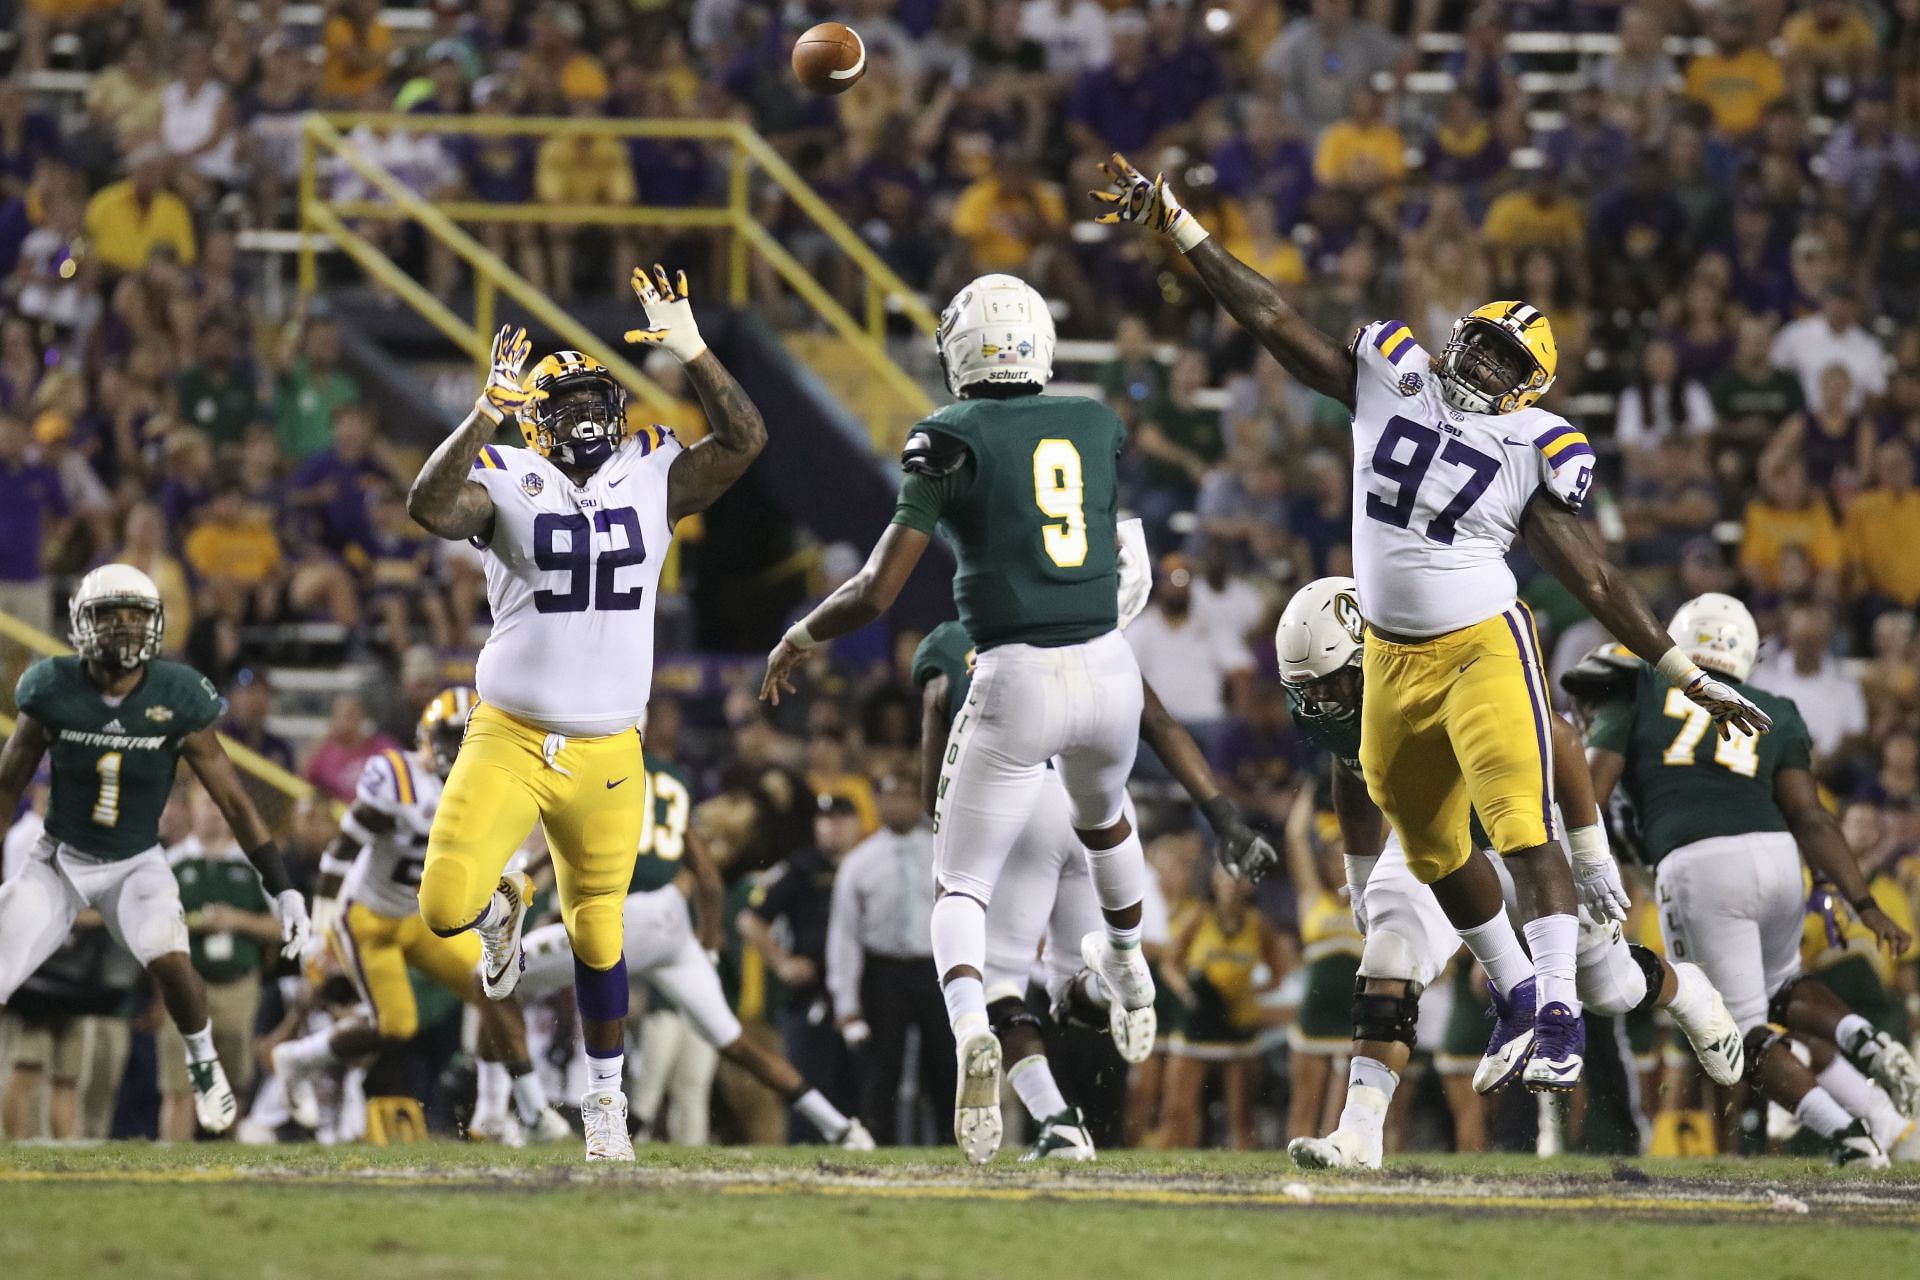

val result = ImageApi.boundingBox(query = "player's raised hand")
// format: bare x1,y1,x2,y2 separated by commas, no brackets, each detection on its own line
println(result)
761,635,806,705
1858,902,1913,957
1089,153,1204,249
477,325,545,424
273,888,312,961
625,264,708,362
1680,669,1774,738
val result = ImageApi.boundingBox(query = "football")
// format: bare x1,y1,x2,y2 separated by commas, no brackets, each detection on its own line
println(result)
792,21,866,95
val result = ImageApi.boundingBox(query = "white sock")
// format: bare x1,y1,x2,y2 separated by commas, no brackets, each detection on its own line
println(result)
586,1051,624,1095
1348,1053,1399,1100
793,1087,850,1141
1834,1013,1875,1058
1083,828,1146,916
1007,1054,1069,1122
931,893,986,992
1336,1057,1393,1140
1662,961,1711,1030
1457,911,1533,998
475,1060,510,1119
1818,1057,1907,1149
183,1021,218,1064
1522,914,1581,1015
943,975,988,1040
1794,1085,1857,1139
509,1065,551,1119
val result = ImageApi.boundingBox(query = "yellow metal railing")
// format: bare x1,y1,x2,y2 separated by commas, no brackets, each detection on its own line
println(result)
298,113,937,440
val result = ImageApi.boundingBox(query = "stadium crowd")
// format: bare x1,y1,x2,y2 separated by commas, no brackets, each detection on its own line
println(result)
0,0,1918,1154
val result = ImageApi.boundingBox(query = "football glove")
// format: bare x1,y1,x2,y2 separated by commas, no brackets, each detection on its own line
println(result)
273,889,312,962
1200,796,1278,881
1089,153,1208,252
1566,824,1630,924
1116,517,1151,629
625,264,707,362
1679,669,1773,738
477,325,544,424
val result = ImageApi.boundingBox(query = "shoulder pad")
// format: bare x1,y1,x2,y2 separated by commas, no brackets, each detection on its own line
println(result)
901,429,969,478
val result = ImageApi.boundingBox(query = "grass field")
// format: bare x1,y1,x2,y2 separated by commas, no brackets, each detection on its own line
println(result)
4,1143,1918,1280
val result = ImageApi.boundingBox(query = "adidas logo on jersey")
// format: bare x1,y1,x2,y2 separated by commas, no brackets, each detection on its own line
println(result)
102,719,126,734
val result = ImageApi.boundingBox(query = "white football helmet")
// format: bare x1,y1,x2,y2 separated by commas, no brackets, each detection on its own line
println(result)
935,273,1055,396
1668,592,1758,683
1276,576,1365,718
70,563,166,670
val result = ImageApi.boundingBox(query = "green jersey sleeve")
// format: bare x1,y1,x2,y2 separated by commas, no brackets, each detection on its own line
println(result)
176,666,223,734
1769,700,1814,773
1585,697,1634,755
892,467,968,534
15,659,58,721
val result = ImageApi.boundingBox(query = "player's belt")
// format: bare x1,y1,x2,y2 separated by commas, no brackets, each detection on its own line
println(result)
1366,623,1430,646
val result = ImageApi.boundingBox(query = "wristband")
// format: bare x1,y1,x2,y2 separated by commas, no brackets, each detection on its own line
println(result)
1654,647,1704,689
784,620,818,652
1171,212,1209,254
474,394,504,426
248,840,294,897
1343,852,1379,894
1851,895,1878,915
1565,823,1607,863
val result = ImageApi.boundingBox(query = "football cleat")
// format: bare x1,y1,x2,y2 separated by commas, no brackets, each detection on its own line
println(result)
469,1109,528,1147
269,1041,324,1131
1522,1001,1585,1092
1473,975,1537,1094
188,1056,237,1134
1287,1083,1387,1170
478,873,534,1000
1021,1109,1095,1162
1833,1119,1890,1169
954,1028,1004,1165
529,1105,574,1144
1850,1029,1920,1119
1668,964,1745,1087
1080,932,1157,1064
581,1090,635,1162
839,1119,877,1151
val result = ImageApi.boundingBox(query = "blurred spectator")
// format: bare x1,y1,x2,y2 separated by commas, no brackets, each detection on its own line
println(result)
84,148,197,274
0,80,59,196
1712,313,1804,441
1019,0,1109,74
1844,441,1920,610
273,313,362,460
287,402,400,557
1615,337,1716,457
33,408,113,553
1098,316,1168,421
303,692,398,804
1740,456,1844,596
1590,148,1690,315
357,478,454,653
243,37,317,224
172,323,258,449
529,2,611,106
1618,437,1719,566
184,482,283,604
1189,536,1267,650
322,0,396,104
1820,88,1920,219
1312,87,1406,198
450,77,545,292
1261,0,1405,136
1592,5,1680,117
1547,84,1635,196
159,36,241,203
1447,5,1520,122
1750,603,1869,765
1771,283,1889,413
1778,363,1873,493
1129,348,1220,535
1781,0,1879,120
1125,555,1253,733
1211,98,1316,234
806,720,879,836
535,98,638,302
0,412,69,633
1424,91,1507,197
220,667,295,775
1858,610,1918,740
84,35,165,154
1194,437,1292,570
1481,164,1586,284
949,147,1067,275
1684,5,1785,137
1146,0,1223,124
111,500,190,654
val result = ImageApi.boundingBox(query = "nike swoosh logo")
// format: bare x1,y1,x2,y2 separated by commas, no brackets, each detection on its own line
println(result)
606,777,628,789
608,477,626,488
1503,438,1528,447
1459,658,1480,673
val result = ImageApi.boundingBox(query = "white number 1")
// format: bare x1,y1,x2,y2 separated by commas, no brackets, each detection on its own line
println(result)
93,751,123,827
1033,439,1087,568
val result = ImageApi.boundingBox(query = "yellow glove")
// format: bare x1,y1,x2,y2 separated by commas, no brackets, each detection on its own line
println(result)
477,325,545,424
1088,152,1208,252
624,264,708,362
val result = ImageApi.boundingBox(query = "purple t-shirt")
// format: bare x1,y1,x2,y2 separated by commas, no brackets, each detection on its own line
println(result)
0,460,68,581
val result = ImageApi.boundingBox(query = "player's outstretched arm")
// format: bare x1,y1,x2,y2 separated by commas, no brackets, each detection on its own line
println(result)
1328,760,1384,933
1523,499,1770,737
182,727,308,958
682,826,726,955
761,524,931,703
408,325,539,541
1139,681,1277,880
0,713,49,880
1778,767,1913,956
626,266,767,523
1091,154,1356,409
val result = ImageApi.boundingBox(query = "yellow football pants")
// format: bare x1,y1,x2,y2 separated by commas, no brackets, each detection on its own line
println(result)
419,702,646,970
333,900,482,1041
1359,603,1556,884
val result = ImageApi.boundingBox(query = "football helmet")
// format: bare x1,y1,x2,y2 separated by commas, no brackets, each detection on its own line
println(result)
418,685,478,778
1668,593,1759,683
935,274,1055,397
521,351,627,468
70,563,165,670
1436,301,1558,415
1275,576,1364,720
1559,642,1642,705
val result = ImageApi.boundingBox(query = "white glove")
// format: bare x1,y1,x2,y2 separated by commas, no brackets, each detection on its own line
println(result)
841,1018,871,1047
476,325,544,424
1115,517,1151,629
1090,152,1209,252
273,889,311,962
1566,824,1630,924
1344,853,1379,935
1658,649,1773,738
625,264,707,362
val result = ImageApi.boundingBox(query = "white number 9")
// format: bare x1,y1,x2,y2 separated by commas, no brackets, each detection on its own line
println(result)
1033,439,1087,568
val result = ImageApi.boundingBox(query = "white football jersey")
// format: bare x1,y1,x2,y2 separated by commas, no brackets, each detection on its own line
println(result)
341,748,443,919
1347,320,1595,638
467,429,683,736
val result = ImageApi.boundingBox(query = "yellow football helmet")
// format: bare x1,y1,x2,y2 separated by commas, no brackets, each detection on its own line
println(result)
418,685,478,779
1436,301,1557,415
520,350,628,467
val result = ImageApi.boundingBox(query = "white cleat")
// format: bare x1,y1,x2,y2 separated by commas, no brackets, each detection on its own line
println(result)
529,1105,573,1144
478,873,533,1000
839,1119,877,1151
1021,1110,1095,1162
187,1056,237,1134
1834,1120,1890,1169
1669,965,1745,1087
270,1043,323,1130
581,1090,635,1162
469,1109,527,1147
1287,1084,1387,1170
1854,1030,1920,1119
1080,932,1157,1064
954,1029,1003,1165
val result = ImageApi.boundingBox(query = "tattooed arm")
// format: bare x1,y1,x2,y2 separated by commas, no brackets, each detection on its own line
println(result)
406,404,499,542
666,350,767,523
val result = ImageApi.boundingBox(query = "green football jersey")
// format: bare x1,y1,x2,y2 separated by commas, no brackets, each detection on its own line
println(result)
19,657,221,860
892,395,1124,651
629,759,696,894
1586,665,1812,865
911,621,976,733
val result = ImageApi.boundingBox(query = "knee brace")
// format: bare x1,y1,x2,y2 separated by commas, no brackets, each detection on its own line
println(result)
1743,1023,1788,1082
988,993,1042,1037
1626,944,1665,1018
1351,977,1421,1049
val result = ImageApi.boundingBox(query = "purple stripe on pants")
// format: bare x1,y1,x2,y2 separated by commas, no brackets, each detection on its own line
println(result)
1500,607,1553,838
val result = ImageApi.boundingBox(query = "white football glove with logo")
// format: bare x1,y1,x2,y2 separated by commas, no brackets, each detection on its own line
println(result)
1090,153,1209,252
1657,650,1773,738
477,325,544,425
1565,825,1630,924
625,264,707,362
274,889,312,961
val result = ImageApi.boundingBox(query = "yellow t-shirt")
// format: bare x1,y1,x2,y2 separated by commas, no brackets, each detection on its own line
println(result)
560,53,610,104
1684,48,1785,134
535,135,636,205
949,178,1067,271
1844,490,1920,606
809,771,879,837
1739,498,1844,587
1781,11,1877,64
1312,121,1407,188
84,181,197,271
185,520,282,586
322,16,394,101
1481,189,1587,256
